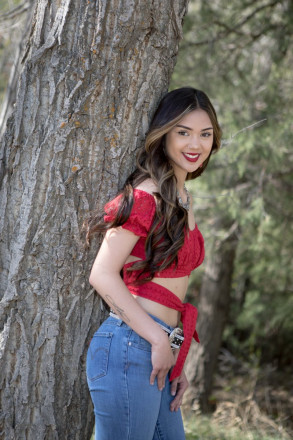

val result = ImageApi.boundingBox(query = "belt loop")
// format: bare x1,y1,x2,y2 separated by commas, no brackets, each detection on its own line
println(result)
109,311,123,326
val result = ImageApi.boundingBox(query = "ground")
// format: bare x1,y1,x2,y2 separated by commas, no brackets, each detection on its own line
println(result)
184,349,293,440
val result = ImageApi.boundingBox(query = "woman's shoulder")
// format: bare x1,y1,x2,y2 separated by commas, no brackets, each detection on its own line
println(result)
132,179,157,211
104,180,157,237
134,178,158,196
104,179,157,213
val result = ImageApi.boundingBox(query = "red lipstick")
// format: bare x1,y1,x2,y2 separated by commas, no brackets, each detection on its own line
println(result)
182,153,200,163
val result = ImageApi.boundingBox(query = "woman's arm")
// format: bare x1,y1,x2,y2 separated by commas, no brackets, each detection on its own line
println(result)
89,226,175,391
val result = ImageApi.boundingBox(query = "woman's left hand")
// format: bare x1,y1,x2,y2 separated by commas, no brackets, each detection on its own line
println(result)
170,370,189,412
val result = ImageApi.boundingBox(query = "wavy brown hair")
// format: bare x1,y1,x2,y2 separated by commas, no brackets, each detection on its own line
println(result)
85,87,222,282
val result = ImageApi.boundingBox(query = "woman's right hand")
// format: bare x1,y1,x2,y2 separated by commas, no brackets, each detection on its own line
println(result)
150,335,175,391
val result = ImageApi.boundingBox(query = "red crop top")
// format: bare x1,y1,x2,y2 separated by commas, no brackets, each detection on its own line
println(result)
104,189,205,380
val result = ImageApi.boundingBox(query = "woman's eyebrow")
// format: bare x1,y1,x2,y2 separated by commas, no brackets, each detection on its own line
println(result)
176,124,213,132
176,124,192,130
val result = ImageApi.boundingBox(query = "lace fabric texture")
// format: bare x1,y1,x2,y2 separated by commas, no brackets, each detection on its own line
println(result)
103,188,205,380
104,189,205,278
104,189,156,237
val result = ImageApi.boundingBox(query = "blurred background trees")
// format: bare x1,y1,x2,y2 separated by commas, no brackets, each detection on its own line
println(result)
172,0,293,431
0,0,35,136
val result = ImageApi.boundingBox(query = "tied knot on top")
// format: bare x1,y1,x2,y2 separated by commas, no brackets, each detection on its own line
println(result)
169,302,199,382
125,282,200,382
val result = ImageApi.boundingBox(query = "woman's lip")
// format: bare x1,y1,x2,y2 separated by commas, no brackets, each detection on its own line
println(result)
182,153,200,163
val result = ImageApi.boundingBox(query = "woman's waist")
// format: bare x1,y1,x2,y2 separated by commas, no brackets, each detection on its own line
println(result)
125,279,188,327
132,295,181,327
124,276,188,303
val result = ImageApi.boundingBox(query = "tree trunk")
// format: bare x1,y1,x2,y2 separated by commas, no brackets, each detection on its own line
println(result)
0,1,189,438
183,223,239,413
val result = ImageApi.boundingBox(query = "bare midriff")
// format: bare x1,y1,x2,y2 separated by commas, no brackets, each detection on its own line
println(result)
124,255,189,327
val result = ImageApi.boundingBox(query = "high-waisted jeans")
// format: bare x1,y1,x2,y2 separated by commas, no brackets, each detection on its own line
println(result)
86,314,185,440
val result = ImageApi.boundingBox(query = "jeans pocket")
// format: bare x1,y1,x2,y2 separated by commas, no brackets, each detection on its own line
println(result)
86,332,113,382
129,333,152,352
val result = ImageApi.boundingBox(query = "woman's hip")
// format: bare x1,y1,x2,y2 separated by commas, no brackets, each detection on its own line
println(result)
86,315,153,388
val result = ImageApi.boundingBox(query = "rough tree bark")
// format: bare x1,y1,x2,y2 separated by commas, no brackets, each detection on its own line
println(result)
183,223,239,413
0,1,189,438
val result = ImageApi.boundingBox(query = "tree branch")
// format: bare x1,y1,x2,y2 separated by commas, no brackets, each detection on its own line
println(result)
0,2,29,22
182,0,281,47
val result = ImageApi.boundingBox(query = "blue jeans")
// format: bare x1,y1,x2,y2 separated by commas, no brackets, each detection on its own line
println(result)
86,314,186,440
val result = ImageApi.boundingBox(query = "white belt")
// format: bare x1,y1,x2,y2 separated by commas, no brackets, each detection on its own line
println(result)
109,311,184,349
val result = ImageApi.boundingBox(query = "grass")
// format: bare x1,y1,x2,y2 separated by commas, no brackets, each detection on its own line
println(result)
90,414,289,440
184,415,289,440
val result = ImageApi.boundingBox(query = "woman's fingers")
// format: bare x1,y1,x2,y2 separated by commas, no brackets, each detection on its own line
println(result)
170,391,184,412
170,371,189,412
150,367,169,390
170,377,179,396
149,368,159,386
170,397,182,412
151,337,175,390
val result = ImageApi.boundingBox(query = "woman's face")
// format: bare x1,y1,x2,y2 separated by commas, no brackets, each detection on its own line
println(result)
165,109,213,182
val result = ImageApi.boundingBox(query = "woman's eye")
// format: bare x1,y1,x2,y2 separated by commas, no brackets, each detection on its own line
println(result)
178,131,189,136
201,132,212,138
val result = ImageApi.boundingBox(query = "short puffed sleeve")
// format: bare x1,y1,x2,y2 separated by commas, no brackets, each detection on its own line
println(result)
104,189,156,237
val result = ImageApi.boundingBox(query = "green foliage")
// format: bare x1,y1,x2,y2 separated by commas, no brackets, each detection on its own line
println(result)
91,415,288,440
172,0,293,366
184,415,289,440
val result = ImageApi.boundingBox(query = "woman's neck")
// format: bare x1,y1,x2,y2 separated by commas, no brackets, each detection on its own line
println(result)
175,174,188,198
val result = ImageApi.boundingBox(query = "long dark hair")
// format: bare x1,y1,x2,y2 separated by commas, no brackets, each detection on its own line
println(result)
85,87,222,281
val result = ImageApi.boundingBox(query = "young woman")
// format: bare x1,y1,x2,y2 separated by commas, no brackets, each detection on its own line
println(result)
85,87,222,439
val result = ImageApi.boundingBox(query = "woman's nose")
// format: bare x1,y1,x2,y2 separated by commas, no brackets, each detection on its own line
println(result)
188,135,200,148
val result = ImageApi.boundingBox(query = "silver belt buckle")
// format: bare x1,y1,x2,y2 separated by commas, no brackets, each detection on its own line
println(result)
169,327,184,348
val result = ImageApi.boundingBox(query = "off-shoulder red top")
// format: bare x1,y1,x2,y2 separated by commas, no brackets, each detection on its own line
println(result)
104,189,204,381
